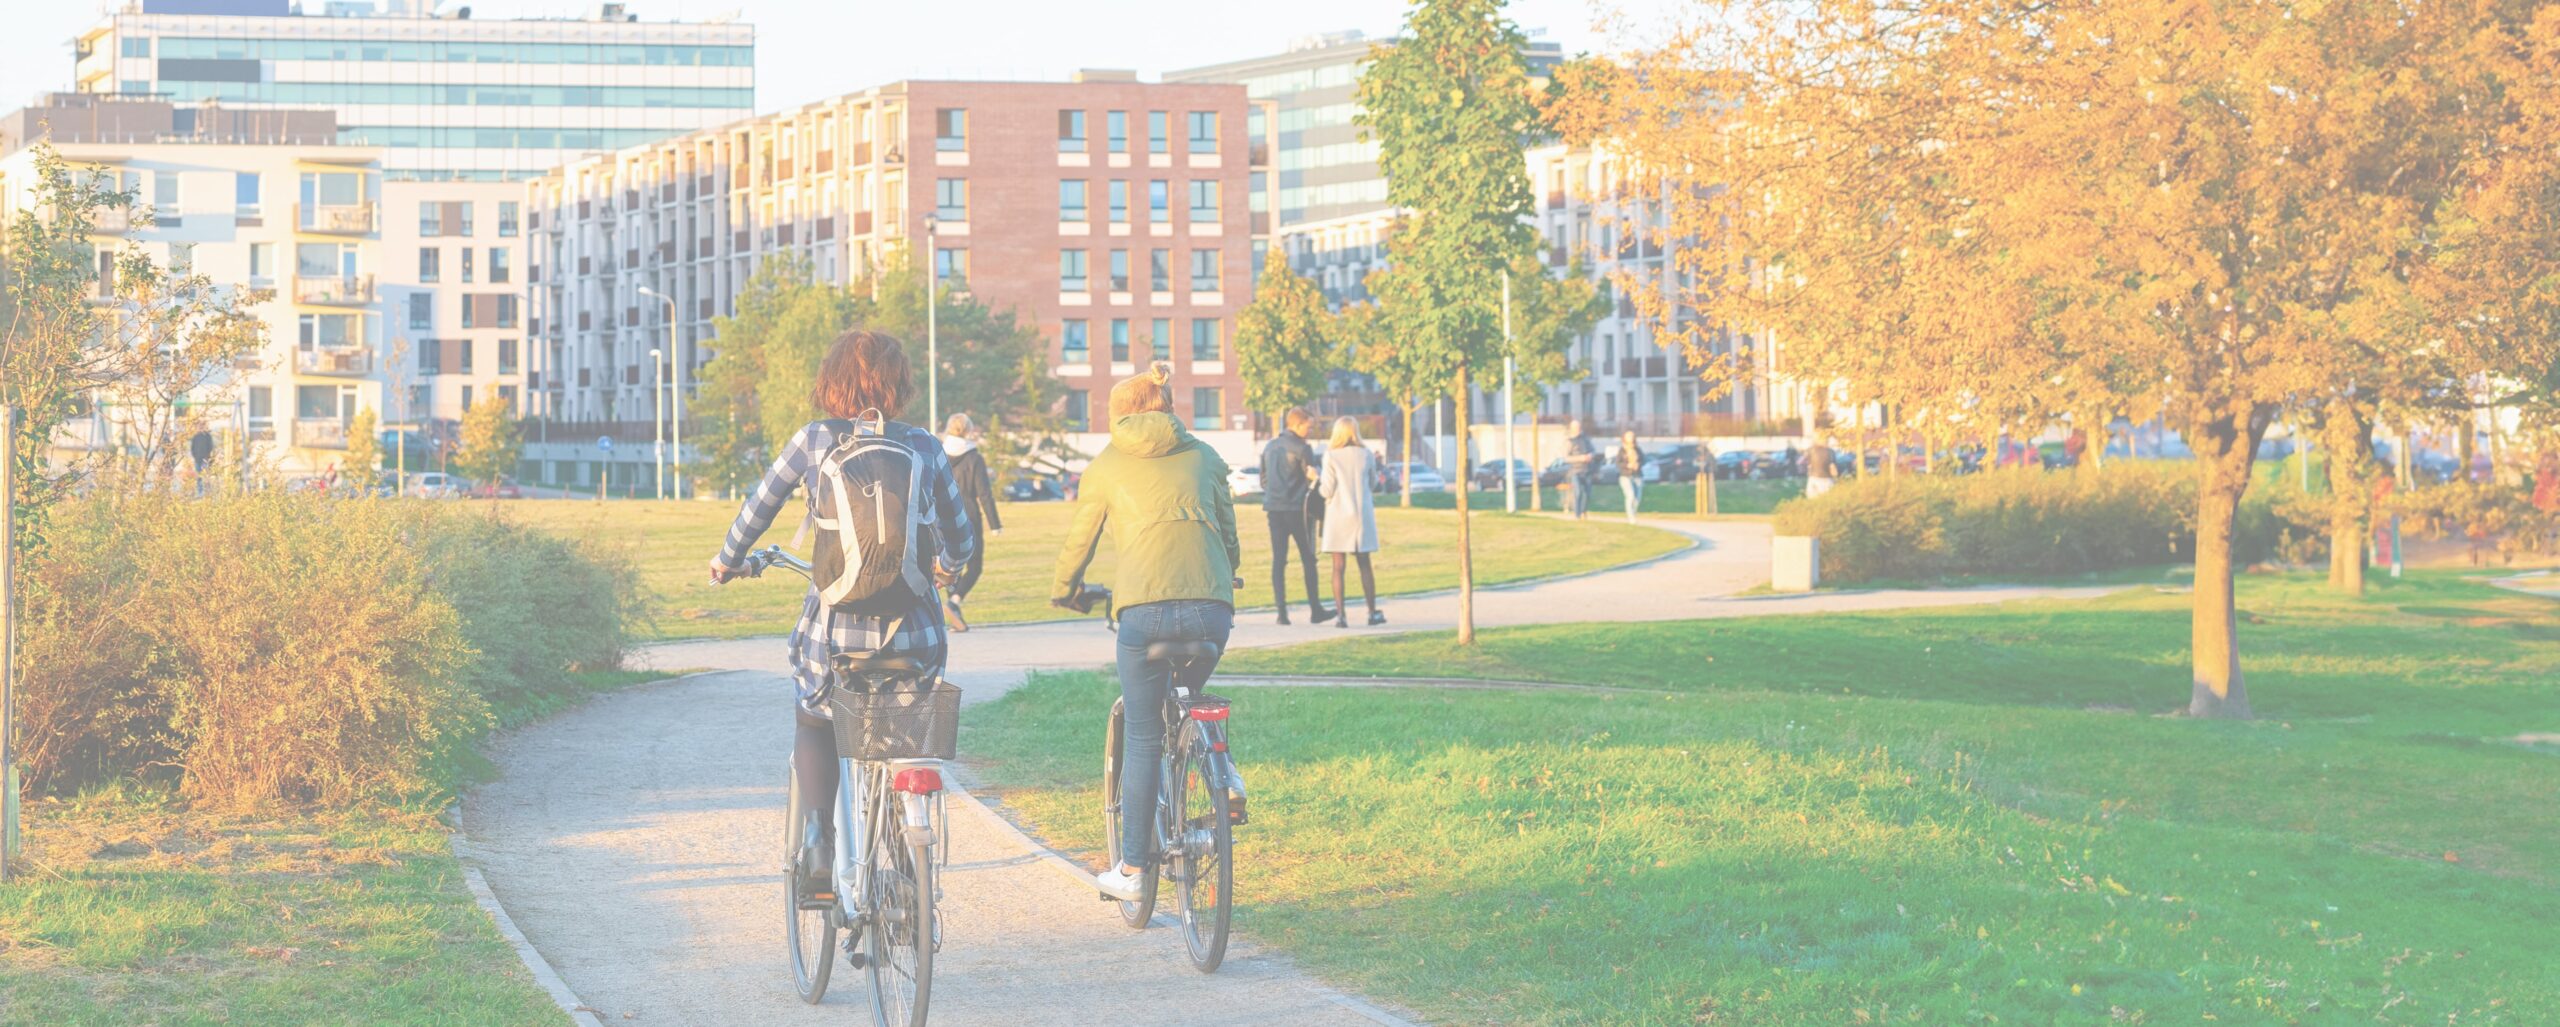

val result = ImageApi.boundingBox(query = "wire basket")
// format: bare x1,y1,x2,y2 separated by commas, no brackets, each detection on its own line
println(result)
826,679,961,761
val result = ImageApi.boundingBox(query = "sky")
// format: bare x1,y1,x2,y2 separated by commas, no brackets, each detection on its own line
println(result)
0,0,1693,116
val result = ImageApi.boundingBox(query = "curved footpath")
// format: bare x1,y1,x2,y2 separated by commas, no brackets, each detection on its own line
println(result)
460,517,2115,1025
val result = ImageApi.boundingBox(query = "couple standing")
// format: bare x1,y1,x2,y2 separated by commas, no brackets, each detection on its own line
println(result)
1260,408,1385,628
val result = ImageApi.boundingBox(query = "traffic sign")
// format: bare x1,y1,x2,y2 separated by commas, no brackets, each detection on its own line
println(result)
597,435,615,452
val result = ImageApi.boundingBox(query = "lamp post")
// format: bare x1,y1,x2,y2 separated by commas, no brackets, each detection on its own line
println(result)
650,346,666,498
637,286,680,497
923,214,941,430
1502,269,1516,513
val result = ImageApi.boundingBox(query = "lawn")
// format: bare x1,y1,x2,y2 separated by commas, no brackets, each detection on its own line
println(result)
498,497,1687,640
963,572,2560,1025
0,789,565,1027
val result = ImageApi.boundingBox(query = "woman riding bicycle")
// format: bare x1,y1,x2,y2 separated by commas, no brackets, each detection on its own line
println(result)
707,329,976,887
1051,363,1242,900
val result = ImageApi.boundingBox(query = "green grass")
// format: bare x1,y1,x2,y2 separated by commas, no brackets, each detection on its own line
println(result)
0,789,565,1026
1397,477,1800,516
500,498,1687,640
964,572,2560,1025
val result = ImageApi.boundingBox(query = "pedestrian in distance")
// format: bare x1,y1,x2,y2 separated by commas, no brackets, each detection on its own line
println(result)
1317,416,1385,627
1257,407,1333,625
1562,419,1599,520
941,412,1004,632
188,423,215,497
1804,439,1839,499
1616,429,1645,523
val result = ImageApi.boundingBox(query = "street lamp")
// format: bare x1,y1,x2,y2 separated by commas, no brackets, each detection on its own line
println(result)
636,285,680,498
650,346,666,498
1502,269,1516,513
923,214,940,430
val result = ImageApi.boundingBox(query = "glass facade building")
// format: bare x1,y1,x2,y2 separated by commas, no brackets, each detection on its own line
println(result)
72,0,754,181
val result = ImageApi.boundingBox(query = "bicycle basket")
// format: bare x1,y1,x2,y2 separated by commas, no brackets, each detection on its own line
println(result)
827,678,962,761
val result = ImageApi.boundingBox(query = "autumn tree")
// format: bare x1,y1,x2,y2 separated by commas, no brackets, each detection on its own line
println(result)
89,244,267,489
451,394,522,487
342,406,382,493
1502,254,1609,511
1359,0,1548,645
3,146,135,546
1234,262,1338,432
857,249,1060,477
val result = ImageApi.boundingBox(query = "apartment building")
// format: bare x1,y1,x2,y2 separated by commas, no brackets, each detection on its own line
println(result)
69,0,754,183
528,74,1270,477
380,180,530,422
1,93,386,477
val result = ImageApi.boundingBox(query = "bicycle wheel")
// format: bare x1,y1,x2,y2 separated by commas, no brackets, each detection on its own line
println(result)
1170,743,1234,972
784,777,835,1003
1100,698,1158,927
866,829,935,1027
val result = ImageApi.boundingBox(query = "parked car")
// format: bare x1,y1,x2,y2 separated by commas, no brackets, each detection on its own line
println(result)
469,475,525,500
1540,457,1620,488
1227,465,1264,499
1390,461,1450,493
1004,476,1066,502
408,472,464,498
1648,444,1703,484
1471,458,1537,491
1714,451,1767,480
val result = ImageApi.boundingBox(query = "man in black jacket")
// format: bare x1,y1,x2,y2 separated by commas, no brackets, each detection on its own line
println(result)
1258,408,1332,625
941,412,1004,631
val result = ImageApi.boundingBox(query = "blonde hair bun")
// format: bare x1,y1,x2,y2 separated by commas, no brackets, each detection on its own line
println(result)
1148,361,1173,384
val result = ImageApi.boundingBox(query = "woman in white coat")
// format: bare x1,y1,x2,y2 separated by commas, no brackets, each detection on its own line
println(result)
1316,416,1385,626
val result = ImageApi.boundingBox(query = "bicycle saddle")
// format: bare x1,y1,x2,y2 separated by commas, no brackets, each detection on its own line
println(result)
1144,640,1223,664
832,652,927,674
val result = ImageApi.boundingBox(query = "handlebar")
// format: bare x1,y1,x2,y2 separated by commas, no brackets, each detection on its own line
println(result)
718,544,811,584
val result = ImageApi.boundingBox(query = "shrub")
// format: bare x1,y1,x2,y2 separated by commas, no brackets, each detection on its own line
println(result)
15,492,640,807
1772,466,2287,584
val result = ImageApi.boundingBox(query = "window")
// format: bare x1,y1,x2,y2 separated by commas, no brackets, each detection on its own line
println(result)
248,386,272,436
1149,180,1169,223
1191,387,1222,430
297,243,350,279
152,172,180,226
1189,249,1222,292
1108,180,1128,223
1065,390,1090,432
1062,319,1089,363
295,384,342,420
935,178,967,221
1188,112,1218,154
407,293,433,330
934,247,968,286
419,338,442,373
1188,180,1219,222
1057,109,1086,153
489,247,511,284
499,339,519,375
1191,318,1223,362
497,294,519,328
456,202,474,236
1148,111,1168,154
1149,248,1170,291
419,201,440,236
298,313,360,349
460,247,475,283
121,36,152,58
462,298,476,329
498,201,519,236
1150,318,1171,362
1107,110,1127,153
1111,319,1130,363
1059,179,1088,222
1059,249,1088,292
935,108,967,151
246,242,272,282
234,172,260,218
1108,249,1129,291
418,247,440,283
459,339,476,374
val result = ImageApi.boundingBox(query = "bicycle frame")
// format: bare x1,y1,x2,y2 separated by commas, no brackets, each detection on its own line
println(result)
832,756,945,914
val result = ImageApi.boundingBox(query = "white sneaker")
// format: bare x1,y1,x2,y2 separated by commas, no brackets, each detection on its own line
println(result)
1095,864,1146,901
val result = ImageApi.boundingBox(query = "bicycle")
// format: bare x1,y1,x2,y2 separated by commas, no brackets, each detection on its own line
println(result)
731,545,951,1026
1059,585,1249,973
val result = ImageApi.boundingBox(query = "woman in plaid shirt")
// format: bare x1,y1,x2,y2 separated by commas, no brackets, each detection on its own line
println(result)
707,330,975,881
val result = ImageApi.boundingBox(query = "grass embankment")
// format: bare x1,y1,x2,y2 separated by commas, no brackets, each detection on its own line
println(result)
965,572,2560,1025
504,498,1687,640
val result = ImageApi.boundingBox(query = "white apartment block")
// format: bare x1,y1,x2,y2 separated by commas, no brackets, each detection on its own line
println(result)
380,179,528,423
70,0,755,182
2,102,387,478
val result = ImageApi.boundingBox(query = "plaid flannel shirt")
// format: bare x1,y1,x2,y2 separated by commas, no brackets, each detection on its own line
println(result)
716,419,976,713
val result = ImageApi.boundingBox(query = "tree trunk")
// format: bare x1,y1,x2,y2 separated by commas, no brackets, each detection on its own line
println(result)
1530,422,1545,512
2188,401,2270,719
1698,421,1715,517
1400,401,1414,509
2458,418,2477,483
2320,400,2375,595
1453,363,1476,646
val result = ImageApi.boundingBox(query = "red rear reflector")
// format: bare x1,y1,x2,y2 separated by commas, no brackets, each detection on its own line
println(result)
892,768,944,794
1211,741,1227,753
1187,706,1230,722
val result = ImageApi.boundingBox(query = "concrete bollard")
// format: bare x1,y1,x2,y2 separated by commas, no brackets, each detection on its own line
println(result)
1772,535,1821,593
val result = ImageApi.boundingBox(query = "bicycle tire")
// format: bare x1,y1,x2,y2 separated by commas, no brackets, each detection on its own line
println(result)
1171,743,1234,972
1101,698,1158,927
866,829,935,1027
784,779,836,1003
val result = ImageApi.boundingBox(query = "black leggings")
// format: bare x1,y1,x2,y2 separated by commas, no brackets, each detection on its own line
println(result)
1330,552,1378,617
952,526,987,599
791,709,839,860
1267,510,1322,611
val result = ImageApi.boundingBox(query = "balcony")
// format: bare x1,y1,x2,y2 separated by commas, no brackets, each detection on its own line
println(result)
294,273,374,306
297,202,376,235
293,418,351,449
296,346,374,377
91,207,135,234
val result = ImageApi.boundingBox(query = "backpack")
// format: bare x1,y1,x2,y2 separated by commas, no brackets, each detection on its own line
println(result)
808,415,936,616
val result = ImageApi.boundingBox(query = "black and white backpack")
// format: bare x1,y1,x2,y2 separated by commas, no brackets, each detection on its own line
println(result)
807,414,935,616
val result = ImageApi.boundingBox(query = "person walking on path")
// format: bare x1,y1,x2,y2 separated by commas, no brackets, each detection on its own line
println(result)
1562,419,1599,520
2534,450,2560,514
942,412,1004,631
1050,362,1243,900
1257,407,1332,625
188,424,215,496
1616,429,1645,523
706,329,975,896
1804,440,1839,498
1317,416,1386,627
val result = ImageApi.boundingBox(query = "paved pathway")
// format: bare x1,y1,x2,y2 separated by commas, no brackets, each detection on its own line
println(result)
463,516,2114,1025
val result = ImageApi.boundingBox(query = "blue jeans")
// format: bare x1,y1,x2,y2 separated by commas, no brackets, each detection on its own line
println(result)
1114,599,1233,867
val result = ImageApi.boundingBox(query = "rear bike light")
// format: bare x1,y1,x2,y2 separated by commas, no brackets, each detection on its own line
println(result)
891,768,945,794
1186,706,1230,722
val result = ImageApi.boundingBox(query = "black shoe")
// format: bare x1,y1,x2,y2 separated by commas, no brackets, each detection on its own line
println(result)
1337,614,1349,629
1309,605,1336,623
1276,609,1292,626
1368,609,1387,626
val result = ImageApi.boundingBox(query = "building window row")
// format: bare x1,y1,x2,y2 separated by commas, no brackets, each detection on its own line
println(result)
1054,247,1226,293
153,36,754,67
1059,317,1224,365
154,81,753,110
